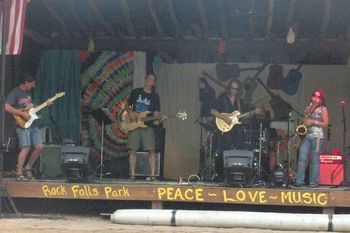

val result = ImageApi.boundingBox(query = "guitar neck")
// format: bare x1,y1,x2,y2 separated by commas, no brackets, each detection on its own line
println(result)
33,96,60,113
143,115,161,122
239,109,256,119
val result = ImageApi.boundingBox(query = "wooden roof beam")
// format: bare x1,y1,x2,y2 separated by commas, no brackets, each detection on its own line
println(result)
67,0,90,37
217,0,228,38
88,0,116,37
42,0,69,36
265,0,274,39
166,0,181,37
196,0,209,39
146,0,164,37
248,0,256,39
320,0,332,39
119,0,136,38
46,37,350,59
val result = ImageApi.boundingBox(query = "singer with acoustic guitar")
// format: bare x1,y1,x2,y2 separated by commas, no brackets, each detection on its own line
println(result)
5,73,52,181
295,89,329,188
126,73,161,181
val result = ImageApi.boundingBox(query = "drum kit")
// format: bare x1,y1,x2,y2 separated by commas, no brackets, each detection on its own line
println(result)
198,118,296,187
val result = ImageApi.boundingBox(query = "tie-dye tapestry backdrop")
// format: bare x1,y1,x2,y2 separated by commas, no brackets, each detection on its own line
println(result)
80,51,134,162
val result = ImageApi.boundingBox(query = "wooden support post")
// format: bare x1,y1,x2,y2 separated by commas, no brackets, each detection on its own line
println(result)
323,207,334,215
151,201,163,209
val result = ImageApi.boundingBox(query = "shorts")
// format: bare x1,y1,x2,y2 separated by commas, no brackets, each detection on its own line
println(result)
127,127,155,151
16,127,42,147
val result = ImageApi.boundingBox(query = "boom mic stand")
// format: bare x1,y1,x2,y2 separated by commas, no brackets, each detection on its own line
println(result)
0,0,19,217
340,101,348,186
91,108,115,179
0,146,20,216
285,112,292,188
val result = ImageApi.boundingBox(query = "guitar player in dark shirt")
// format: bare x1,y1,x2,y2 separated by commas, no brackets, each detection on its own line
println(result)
210,79,262,179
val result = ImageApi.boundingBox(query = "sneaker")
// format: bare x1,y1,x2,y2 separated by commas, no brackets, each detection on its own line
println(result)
146,176,157,182
309,183,319,188
24,169,35,180
294,183,303,187
16,174,29,181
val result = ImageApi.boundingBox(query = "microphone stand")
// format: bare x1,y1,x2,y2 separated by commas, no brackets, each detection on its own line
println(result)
341,103,348,186
49,112,63,144
285,112,292,188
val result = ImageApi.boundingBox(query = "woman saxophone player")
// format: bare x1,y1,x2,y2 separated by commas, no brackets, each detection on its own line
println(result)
295,89,329,187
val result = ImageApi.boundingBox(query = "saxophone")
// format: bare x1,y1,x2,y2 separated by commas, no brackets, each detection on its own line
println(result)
295,121,308,136
293,103,311,148
295,103,312,136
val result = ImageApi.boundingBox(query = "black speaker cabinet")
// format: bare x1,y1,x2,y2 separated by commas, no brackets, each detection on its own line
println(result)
223,150,254,168
223,150,254,185
60,146,90,182
154,128,165,153
135,151,161,177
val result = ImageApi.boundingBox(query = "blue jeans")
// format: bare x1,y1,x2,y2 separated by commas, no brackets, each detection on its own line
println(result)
16,127,42,147
296,135,324,185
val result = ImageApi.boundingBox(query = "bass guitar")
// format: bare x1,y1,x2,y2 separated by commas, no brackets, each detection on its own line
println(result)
215,109,257,133
14,92,65,128
122,111,187,132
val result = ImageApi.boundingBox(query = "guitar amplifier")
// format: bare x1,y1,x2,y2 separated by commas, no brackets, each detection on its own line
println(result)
39,145,64,178
135,152,161,177
223,150,254,185
319,154,343,185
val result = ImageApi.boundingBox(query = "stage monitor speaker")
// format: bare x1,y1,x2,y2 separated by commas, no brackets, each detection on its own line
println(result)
223,150,254,185
319,154,343,185
60,146,91,182
223,149,254,168
135,151,161,177
39,144,64,178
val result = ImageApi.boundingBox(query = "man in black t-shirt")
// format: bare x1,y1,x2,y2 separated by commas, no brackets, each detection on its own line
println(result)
126,74,160,181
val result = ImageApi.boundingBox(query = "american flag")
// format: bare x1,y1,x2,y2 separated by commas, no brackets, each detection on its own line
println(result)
0,0,28,55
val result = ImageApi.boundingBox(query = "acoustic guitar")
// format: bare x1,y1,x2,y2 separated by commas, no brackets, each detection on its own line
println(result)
215,109,258,133
14,92,65,128
122,111,187,132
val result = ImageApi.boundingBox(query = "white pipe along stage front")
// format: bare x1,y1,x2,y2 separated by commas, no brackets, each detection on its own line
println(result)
111,209,350,232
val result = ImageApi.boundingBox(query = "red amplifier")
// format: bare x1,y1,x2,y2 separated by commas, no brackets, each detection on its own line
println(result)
319,154,343,185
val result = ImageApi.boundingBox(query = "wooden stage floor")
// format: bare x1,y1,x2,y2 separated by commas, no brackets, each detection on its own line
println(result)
4,177,350,214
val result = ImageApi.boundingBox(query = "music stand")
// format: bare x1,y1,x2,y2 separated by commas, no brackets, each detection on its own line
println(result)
91,108,115,178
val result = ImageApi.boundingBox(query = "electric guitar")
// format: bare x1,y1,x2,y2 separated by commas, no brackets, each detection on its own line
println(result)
215,109,258,133
14,92,65,128
122,111,187,132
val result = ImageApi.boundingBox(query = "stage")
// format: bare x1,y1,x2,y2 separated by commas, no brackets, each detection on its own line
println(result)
4,177,350,214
